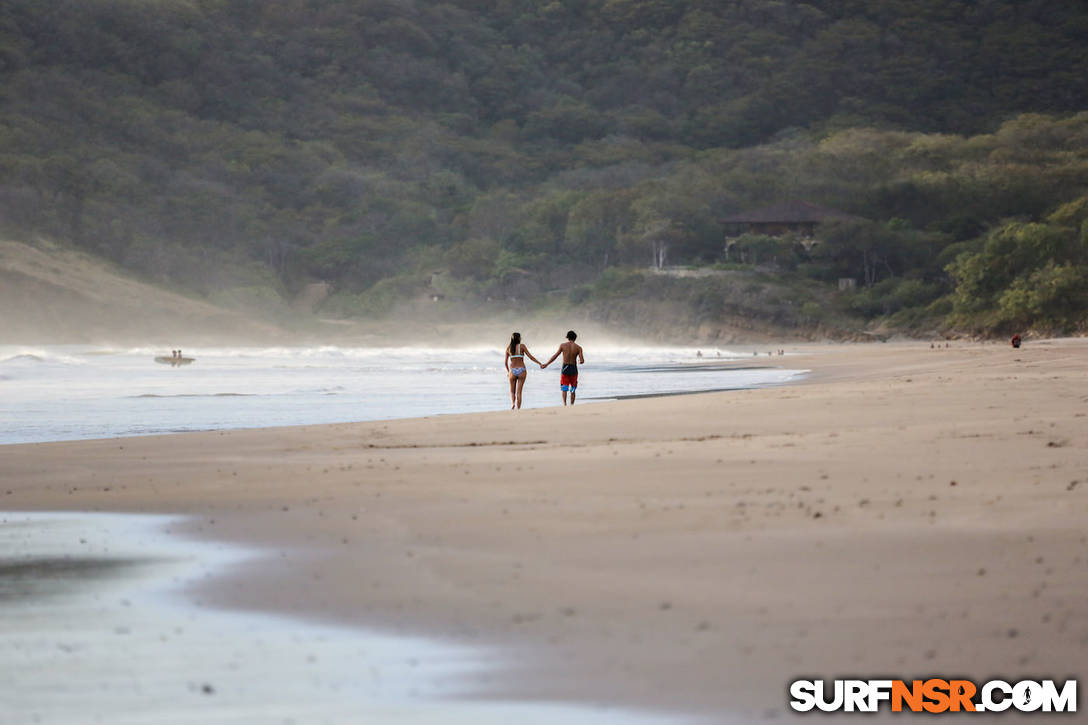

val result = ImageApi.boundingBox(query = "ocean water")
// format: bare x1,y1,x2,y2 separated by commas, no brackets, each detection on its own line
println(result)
0,345,806,445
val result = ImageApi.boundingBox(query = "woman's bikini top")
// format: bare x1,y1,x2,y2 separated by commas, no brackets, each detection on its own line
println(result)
509,345,524,361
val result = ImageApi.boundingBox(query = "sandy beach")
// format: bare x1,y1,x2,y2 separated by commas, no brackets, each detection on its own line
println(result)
3,339,1087,721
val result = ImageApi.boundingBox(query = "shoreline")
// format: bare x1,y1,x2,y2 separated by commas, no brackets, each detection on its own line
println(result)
3,340,1087,721
1,511,680,724
0,344,809,446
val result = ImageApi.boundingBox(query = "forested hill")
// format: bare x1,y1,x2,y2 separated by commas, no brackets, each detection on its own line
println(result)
2,1,1087,337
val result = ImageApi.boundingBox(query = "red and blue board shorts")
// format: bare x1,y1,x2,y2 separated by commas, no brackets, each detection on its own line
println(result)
560,363,578,392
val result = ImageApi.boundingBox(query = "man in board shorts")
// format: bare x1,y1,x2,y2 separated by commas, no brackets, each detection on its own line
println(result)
542,330,585,406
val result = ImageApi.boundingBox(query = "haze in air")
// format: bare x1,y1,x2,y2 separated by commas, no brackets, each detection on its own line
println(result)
1,2,1086,723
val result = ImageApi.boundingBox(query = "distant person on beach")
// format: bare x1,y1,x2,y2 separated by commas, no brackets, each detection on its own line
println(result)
542,330,584,406
505,332,542,410
1011,333,1022,348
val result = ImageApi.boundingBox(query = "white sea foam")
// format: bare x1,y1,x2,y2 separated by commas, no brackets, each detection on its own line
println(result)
0,348,87,366
0,345,807,444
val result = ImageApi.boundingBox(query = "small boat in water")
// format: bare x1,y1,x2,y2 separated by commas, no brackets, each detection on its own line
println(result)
154,356,195,366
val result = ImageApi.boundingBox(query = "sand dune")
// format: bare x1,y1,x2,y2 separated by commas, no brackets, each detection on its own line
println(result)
0,238,290,344
2,340,1086,721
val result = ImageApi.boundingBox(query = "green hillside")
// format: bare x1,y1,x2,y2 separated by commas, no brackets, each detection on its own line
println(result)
1,0,1086,337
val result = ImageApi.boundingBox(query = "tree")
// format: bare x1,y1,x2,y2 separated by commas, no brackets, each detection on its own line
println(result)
948,217,1087,330
445,237,501,280
564,190,633,269
997,261,1088,332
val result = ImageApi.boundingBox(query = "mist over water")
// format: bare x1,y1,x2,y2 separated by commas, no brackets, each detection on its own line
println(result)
0,345,806,445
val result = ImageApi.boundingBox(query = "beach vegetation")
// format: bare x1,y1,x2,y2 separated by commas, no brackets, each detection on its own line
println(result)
948,198,1088,334
1,1,1087,338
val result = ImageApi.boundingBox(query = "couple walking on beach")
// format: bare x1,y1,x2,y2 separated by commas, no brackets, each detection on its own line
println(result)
505,330,584,410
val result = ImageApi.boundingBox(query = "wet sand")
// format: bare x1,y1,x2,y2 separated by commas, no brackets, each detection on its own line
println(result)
3,339,1087,721
0,512,674,724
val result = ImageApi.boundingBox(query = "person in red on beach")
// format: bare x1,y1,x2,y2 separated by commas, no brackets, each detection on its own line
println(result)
542,330,584,406
1011,333,1022,348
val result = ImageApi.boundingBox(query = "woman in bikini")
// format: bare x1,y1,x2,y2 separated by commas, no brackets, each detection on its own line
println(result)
504,331,542,410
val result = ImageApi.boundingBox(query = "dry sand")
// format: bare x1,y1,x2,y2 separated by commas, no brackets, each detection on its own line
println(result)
3,339,1087,721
